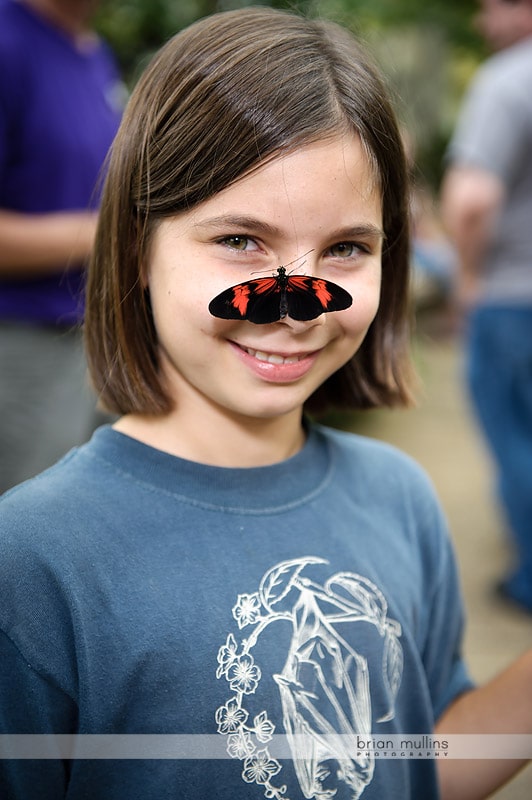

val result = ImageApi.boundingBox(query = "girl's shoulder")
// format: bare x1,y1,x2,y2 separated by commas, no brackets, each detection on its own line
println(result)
315,423,443,520
316,422,433,482
0,430,113,545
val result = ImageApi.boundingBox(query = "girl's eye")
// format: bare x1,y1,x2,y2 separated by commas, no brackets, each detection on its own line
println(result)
328,241,364,258
220,235,257,252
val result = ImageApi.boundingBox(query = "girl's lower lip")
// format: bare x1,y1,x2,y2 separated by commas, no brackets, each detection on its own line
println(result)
230,342,319,382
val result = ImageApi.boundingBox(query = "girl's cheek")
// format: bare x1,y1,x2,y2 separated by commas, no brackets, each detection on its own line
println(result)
346,282,380,324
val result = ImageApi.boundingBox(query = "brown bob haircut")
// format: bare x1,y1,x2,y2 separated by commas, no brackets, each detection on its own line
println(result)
85,6,414,416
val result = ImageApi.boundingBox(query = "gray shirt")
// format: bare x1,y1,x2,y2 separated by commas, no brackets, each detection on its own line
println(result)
447,36,532,303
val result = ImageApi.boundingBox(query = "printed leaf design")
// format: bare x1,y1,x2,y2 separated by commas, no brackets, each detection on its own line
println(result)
325,573,388,632
259,557,327,614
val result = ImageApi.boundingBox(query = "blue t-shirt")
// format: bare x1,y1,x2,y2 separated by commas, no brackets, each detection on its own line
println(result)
0,424,472,799
0,0,123,324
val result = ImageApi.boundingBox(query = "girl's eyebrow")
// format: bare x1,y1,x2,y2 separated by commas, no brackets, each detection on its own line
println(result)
194,214,385,241
330,224,386,241
193,214,280,237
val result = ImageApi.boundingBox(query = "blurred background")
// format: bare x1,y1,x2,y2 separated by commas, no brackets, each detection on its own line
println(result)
95,0,484,185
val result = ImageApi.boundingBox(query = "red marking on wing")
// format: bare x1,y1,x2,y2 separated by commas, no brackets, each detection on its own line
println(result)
310,279,334,307
286,276,334,307
251,277,278,296
231,284,251,314
285,276,311,290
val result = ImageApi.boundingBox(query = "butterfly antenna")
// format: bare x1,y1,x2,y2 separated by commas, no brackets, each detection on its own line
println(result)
249,249,315,277
282,249,314,271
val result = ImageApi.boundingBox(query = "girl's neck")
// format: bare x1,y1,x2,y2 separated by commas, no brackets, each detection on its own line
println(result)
113,409,306,469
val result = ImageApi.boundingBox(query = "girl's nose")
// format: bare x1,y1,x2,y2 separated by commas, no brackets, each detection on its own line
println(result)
276,311,326,332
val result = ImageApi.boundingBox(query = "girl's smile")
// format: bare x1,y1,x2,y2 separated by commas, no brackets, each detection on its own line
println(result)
229,341,321,382
117,133,383,464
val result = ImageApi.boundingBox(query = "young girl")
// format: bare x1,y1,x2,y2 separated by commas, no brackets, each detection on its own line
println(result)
1,7,530,800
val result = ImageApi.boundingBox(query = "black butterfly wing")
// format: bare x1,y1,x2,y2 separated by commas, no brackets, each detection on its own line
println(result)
285,276,352,321
208,277,282,324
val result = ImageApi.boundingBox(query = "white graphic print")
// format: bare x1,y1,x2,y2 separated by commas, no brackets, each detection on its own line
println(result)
215,557,403,800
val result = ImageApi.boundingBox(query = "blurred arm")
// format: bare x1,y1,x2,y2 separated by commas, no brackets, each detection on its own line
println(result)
0,209,98,277
440,165,504,308
435,649,532,800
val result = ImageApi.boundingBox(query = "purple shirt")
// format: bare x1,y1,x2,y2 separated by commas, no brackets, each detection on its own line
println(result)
0,0,123,324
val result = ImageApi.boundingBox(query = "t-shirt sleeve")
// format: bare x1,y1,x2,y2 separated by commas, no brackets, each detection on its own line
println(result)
419,503,475,720
0,629,76,799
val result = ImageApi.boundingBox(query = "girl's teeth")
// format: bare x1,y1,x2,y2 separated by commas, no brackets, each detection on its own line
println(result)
246,347,300,365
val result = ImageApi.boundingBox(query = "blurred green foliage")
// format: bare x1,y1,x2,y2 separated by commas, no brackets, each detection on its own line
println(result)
95,0,317,79
95,0,486,190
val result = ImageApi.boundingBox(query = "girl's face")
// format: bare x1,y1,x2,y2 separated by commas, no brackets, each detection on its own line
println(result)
146,134,383,431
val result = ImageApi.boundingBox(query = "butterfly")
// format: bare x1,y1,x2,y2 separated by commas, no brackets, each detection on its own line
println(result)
208,266,352,325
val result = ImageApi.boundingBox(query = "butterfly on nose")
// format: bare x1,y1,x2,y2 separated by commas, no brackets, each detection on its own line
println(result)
208,266,352,325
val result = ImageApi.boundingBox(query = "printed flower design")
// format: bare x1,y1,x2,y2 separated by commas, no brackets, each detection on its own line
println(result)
227,654,261,694
232,592,262,629
216,633,239,679
216,621,282,797
215,698,249,734
215,557,403,800
253,711,275,743
242,749,282,785
227,731,255,760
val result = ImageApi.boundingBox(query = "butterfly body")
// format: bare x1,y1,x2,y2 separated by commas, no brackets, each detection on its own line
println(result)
208,267,352,325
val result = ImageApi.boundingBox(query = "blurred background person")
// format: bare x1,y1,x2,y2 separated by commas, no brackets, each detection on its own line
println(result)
441,0,532,612
0,0,123,493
